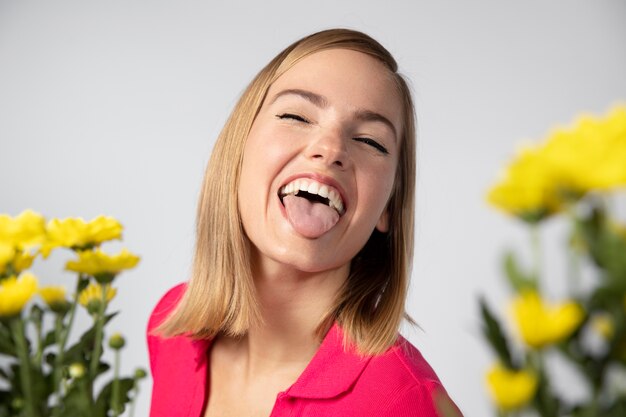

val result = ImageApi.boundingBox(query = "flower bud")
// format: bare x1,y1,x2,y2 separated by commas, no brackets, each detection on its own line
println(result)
11,397,24,411
134,368,147,379
109,332,126,350
68,363,86,379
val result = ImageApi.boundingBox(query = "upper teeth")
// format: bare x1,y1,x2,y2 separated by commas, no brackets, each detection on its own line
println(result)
279,179,345,215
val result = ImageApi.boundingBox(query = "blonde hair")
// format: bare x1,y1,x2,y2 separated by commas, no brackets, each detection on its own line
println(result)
155,28,416,355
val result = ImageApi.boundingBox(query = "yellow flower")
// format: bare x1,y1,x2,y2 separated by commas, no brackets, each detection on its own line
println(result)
0,272,38,317
39,286,69,313
0,243,14,273
541,106,626,193
486,363,538,411
487,105,626,220
512,290,584,349
78,283,116,313
42,216,123,256
65,248,139,280
0,210,46,250
487,144,562,221
12,251,36,274
0,243,36,276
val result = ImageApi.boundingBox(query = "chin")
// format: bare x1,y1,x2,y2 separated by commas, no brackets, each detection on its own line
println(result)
253,244,351,276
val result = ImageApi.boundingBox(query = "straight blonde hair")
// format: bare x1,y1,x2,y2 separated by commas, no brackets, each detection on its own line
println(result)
155,28,416,355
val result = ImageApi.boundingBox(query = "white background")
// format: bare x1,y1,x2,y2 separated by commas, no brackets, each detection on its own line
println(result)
1,1,625,416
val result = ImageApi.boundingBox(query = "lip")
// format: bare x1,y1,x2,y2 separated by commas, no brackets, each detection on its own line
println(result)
278,172,348,213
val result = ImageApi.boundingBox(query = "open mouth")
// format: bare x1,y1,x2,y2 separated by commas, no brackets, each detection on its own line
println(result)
278,178,345,215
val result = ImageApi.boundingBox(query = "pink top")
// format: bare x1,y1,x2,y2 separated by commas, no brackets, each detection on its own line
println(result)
147,284,462,417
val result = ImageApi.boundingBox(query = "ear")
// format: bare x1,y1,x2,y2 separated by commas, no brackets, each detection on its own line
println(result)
375,209,389,233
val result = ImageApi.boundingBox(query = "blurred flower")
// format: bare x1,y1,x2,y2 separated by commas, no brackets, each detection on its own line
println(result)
0,244,36,276
0,243,14,274
41,216,123,257
12,251,36,274
0,272,38,317
486,363,538,411
108,333,126,350
512,290,584,349
39,286,70,314
65,248,139,282
78,283,116,314
0,210,46,250
540,106,626,193
487,105,626,221
487,145,562,222
590,313,614,340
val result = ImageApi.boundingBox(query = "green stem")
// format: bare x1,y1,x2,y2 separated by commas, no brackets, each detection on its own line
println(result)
565,206,583,297
89,286,108,378
530,224,542,289
129,382,140,417
10,317,41,417
54,276,83,394
34,311,44,368
111,349,121,417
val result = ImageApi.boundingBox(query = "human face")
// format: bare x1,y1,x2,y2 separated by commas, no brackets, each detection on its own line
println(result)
238,48,402,275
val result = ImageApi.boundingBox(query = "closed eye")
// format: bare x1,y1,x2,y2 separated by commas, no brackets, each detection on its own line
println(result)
354,137,389,154
276,113,309,123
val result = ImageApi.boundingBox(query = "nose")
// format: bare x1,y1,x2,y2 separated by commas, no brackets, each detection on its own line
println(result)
305,128,350,170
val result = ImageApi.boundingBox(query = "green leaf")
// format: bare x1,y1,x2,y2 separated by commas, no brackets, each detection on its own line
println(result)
0,324,16,357
42,329,57,349
502,251,537,292
479,296,516,369
94,378,135,417
58,376,92,417
62,312,118,365
0,367,9,383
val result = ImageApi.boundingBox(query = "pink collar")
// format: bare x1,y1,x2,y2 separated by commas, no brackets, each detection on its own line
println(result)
188,322,372,400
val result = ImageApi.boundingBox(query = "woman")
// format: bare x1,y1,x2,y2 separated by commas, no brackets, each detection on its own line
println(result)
147,28,461,417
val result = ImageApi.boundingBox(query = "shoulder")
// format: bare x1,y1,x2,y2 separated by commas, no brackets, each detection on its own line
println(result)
146,283,189,377
361,336,463,417
147,282,187,334
146,283,211,417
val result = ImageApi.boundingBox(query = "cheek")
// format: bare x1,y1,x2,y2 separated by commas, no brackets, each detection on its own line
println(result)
359,157,397,203
238,126,299,209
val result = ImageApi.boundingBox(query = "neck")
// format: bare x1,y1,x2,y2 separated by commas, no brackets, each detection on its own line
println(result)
233,253,349,375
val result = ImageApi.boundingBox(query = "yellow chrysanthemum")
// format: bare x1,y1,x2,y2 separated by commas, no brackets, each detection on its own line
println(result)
0,210,46,250
487,144,562,221
41,216,123,257
65,248,139,279
487,105,626,220
78,283,116,309
0,272,39,317
512,290,584,349
12,251,36,274
0,243,14,273
541,106,626,192
39,286,69,312
486,363,538,411
0,243,36,276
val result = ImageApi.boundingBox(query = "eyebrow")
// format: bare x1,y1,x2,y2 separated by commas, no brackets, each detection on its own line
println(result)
269,88,398,139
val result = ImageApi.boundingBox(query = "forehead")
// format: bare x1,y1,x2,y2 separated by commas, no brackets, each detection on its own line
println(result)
266,49,403,134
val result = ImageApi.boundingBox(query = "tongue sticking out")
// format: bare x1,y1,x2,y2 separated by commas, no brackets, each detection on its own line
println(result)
282,194,340,238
